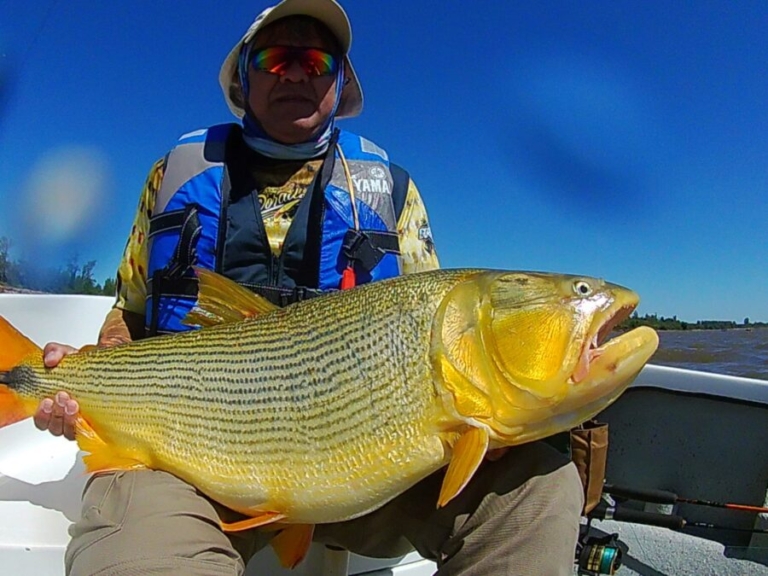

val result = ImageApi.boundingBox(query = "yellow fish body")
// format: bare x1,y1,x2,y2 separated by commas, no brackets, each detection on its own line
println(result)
0,268,657,566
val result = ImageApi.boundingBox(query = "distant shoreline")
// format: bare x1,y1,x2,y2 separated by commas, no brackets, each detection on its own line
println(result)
617,315,767,332
655,326,768,332
617,325,768,334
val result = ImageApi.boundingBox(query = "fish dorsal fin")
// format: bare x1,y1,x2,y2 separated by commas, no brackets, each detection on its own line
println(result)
270,524,315,569
437,427,490,508
183,267,279,328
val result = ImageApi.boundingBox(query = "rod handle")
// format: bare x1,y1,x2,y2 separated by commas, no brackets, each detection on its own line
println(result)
592,502,685,530
603,484,678,505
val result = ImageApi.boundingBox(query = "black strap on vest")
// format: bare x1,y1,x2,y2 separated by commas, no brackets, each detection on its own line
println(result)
148,204,203,274
172,205,202,275
389,163,410,225
148,204,203,335
246,284,326,308
301,129,341,286
341,229,400,272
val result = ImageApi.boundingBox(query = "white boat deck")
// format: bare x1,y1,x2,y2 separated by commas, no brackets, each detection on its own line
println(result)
596,519,768,575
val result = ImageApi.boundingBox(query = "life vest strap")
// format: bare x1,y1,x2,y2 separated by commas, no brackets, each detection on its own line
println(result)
342,229,400,273
148,210,186,237
146,275,198,298
148,204,203,276
245,284,328,308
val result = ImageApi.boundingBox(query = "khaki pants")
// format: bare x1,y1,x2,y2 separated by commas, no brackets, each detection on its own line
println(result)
65,441,583,576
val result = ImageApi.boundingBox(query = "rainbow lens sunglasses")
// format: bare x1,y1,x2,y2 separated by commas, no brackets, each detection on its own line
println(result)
251,46,339,77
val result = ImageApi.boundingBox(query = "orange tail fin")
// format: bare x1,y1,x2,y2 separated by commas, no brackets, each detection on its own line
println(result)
0,315,42,428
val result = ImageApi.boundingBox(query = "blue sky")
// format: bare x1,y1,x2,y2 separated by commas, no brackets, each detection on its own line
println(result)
0,1,766,322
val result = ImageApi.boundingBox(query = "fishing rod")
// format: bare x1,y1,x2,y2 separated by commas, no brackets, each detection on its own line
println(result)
589,500,768,535
603,483,768,515
578,486,768,576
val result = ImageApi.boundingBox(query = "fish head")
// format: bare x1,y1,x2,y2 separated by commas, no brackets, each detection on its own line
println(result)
432,271,658,445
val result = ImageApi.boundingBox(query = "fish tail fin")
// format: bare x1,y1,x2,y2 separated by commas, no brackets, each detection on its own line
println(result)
0,315,42,428
0,315,41,372
0,387,31,428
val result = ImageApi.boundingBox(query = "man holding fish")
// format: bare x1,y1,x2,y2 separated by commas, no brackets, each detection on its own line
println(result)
24,1,604,574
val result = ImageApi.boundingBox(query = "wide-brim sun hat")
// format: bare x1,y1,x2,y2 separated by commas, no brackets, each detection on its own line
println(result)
219,0,363,120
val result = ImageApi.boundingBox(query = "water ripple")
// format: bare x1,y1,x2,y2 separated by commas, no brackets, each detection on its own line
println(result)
651,328,768,381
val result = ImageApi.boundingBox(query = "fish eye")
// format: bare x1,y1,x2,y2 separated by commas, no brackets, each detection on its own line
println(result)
573,280,592,297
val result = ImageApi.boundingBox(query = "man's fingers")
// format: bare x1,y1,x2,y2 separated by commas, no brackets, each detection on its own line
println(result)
43,342,79,368
45,392,67,436
39,344,81,440
32,393,79,441
33,398,55,431
48,411,65,437
63,400,79,441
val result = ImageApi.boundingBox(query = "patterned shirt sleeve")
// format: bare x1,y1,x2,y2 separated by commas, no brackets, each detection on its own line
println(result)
114,158,165,315
397,177,440,274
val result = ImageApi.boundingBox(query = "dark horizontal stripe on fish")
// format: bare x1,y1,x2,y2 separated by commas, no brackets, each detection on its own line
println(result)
67,376,426,450
75,378,410,433
88,336,380,368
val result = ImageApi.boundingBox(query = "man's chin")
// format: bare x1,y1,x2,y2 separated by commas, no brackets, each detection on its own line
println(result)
259,106,328,144
271,98,317,116
267,121,323,145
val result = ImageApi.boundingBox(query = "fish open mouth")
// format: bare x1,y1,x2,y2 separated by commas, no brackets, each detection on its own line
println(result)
572,303,637,384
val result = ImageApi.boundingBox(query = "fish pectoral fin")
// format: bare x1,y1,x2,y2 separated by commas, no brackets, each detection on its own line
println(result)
270,524,315,569
437,427,490,508
220,511,287,533
183,267,279,328
75,417,148,473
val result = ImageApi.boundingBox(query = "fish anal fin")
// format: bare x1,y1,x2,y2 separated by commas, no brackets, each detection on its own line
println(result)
77,344,99,354
220,511,286,533
437,427,490,508
75,417,148,473
183,267,279,328
270,524,315,569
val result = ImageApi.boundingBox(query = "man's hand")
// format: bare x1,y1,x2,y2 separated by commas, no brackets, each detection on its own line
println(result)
33,343,79,441
32,308,140,442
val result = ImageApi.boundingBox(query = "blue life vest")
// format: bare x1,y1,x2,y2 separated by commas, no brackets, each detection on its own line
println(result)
145,124,407,335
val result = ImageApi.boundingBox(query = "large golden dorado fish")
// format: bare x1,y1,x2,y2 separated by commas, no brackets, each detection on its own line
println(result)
0,268,657,567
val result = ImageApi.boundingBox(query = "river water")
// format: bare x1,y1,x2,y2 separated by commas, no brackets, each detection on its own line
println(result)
649,327,768,381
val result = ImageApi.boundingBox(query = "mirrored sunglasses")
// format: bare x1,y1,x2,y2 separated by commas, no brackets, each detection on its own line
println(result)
250,46,339,77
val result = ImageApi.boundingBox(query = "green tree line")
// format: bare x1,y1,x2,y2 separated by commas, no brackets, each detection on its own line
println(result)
617,312,767,331
0,237,116,296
